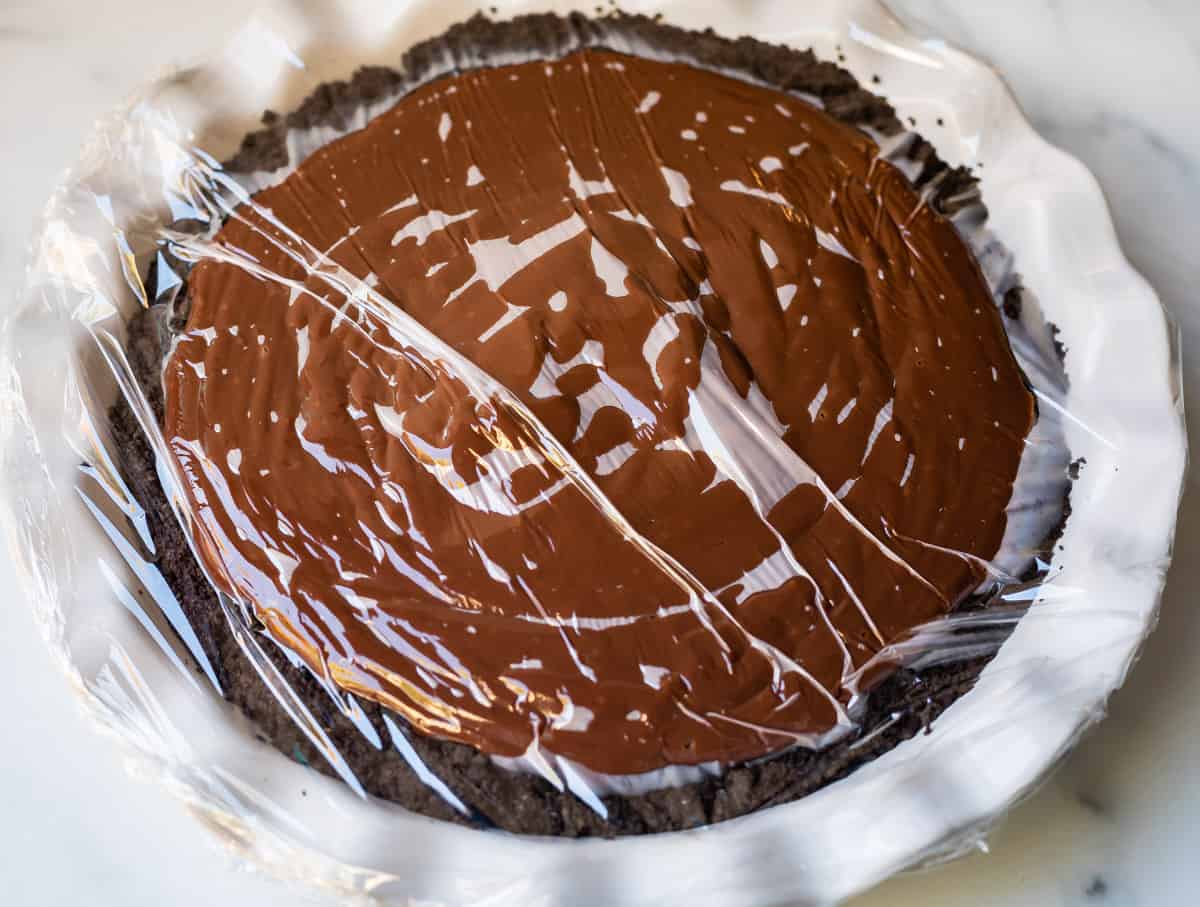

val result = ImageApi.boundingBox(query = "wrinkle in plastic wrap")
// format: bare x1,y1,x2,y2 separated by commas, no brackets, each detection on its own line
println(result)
0,2,1185,905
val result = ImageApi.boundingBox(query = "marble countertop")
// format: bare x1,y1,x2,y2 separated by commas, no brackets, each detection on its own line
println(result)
1,1,1197,904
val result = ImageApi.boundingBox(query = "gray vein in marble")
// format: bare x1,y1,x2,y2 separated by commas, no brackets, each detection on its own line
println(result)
1066,111,1198,176
1146,0,1200,59
0,25,51,43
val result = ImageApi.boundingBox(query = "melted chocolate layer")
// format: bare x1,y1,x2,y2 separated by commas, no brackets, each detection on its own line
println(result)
164,49,1034,775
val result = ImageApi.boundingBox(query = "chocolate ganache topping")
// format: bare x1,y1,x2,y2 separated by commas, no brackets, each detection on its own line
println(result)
163,49,1035,776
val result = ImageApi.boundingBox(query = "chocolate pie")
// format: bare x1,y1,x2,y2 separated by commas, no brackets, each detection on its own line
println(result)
113,12,1070,836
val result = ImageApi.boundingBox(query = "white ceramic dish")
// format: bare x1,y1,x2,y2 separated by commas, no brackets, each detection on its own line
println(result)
1,1,1185,905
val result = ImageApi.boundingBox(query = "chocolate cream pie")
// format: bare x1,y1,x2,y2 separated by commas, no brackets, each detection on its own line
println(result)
113,12,1071,835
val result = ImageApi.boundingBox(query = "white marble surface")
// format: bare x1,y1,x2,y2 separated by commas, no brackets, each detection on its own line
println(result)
0,1,1196,904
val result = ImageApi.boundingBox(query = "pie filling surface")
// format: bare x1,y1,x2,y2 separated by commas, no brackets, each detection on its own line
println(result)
164,49,1034,775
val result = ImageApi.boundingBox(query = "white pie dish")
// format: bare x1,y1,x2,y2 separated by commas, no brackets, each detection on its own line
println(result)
1,0,1185,905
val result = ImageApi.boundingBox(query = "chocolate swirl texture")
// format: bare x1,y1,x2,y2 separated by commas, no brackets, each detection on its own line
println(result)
163,49,1035,776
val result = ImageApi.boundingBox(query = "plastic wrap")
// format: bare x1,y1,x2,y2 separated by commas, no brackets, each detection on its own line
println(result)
1,1,1186,905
